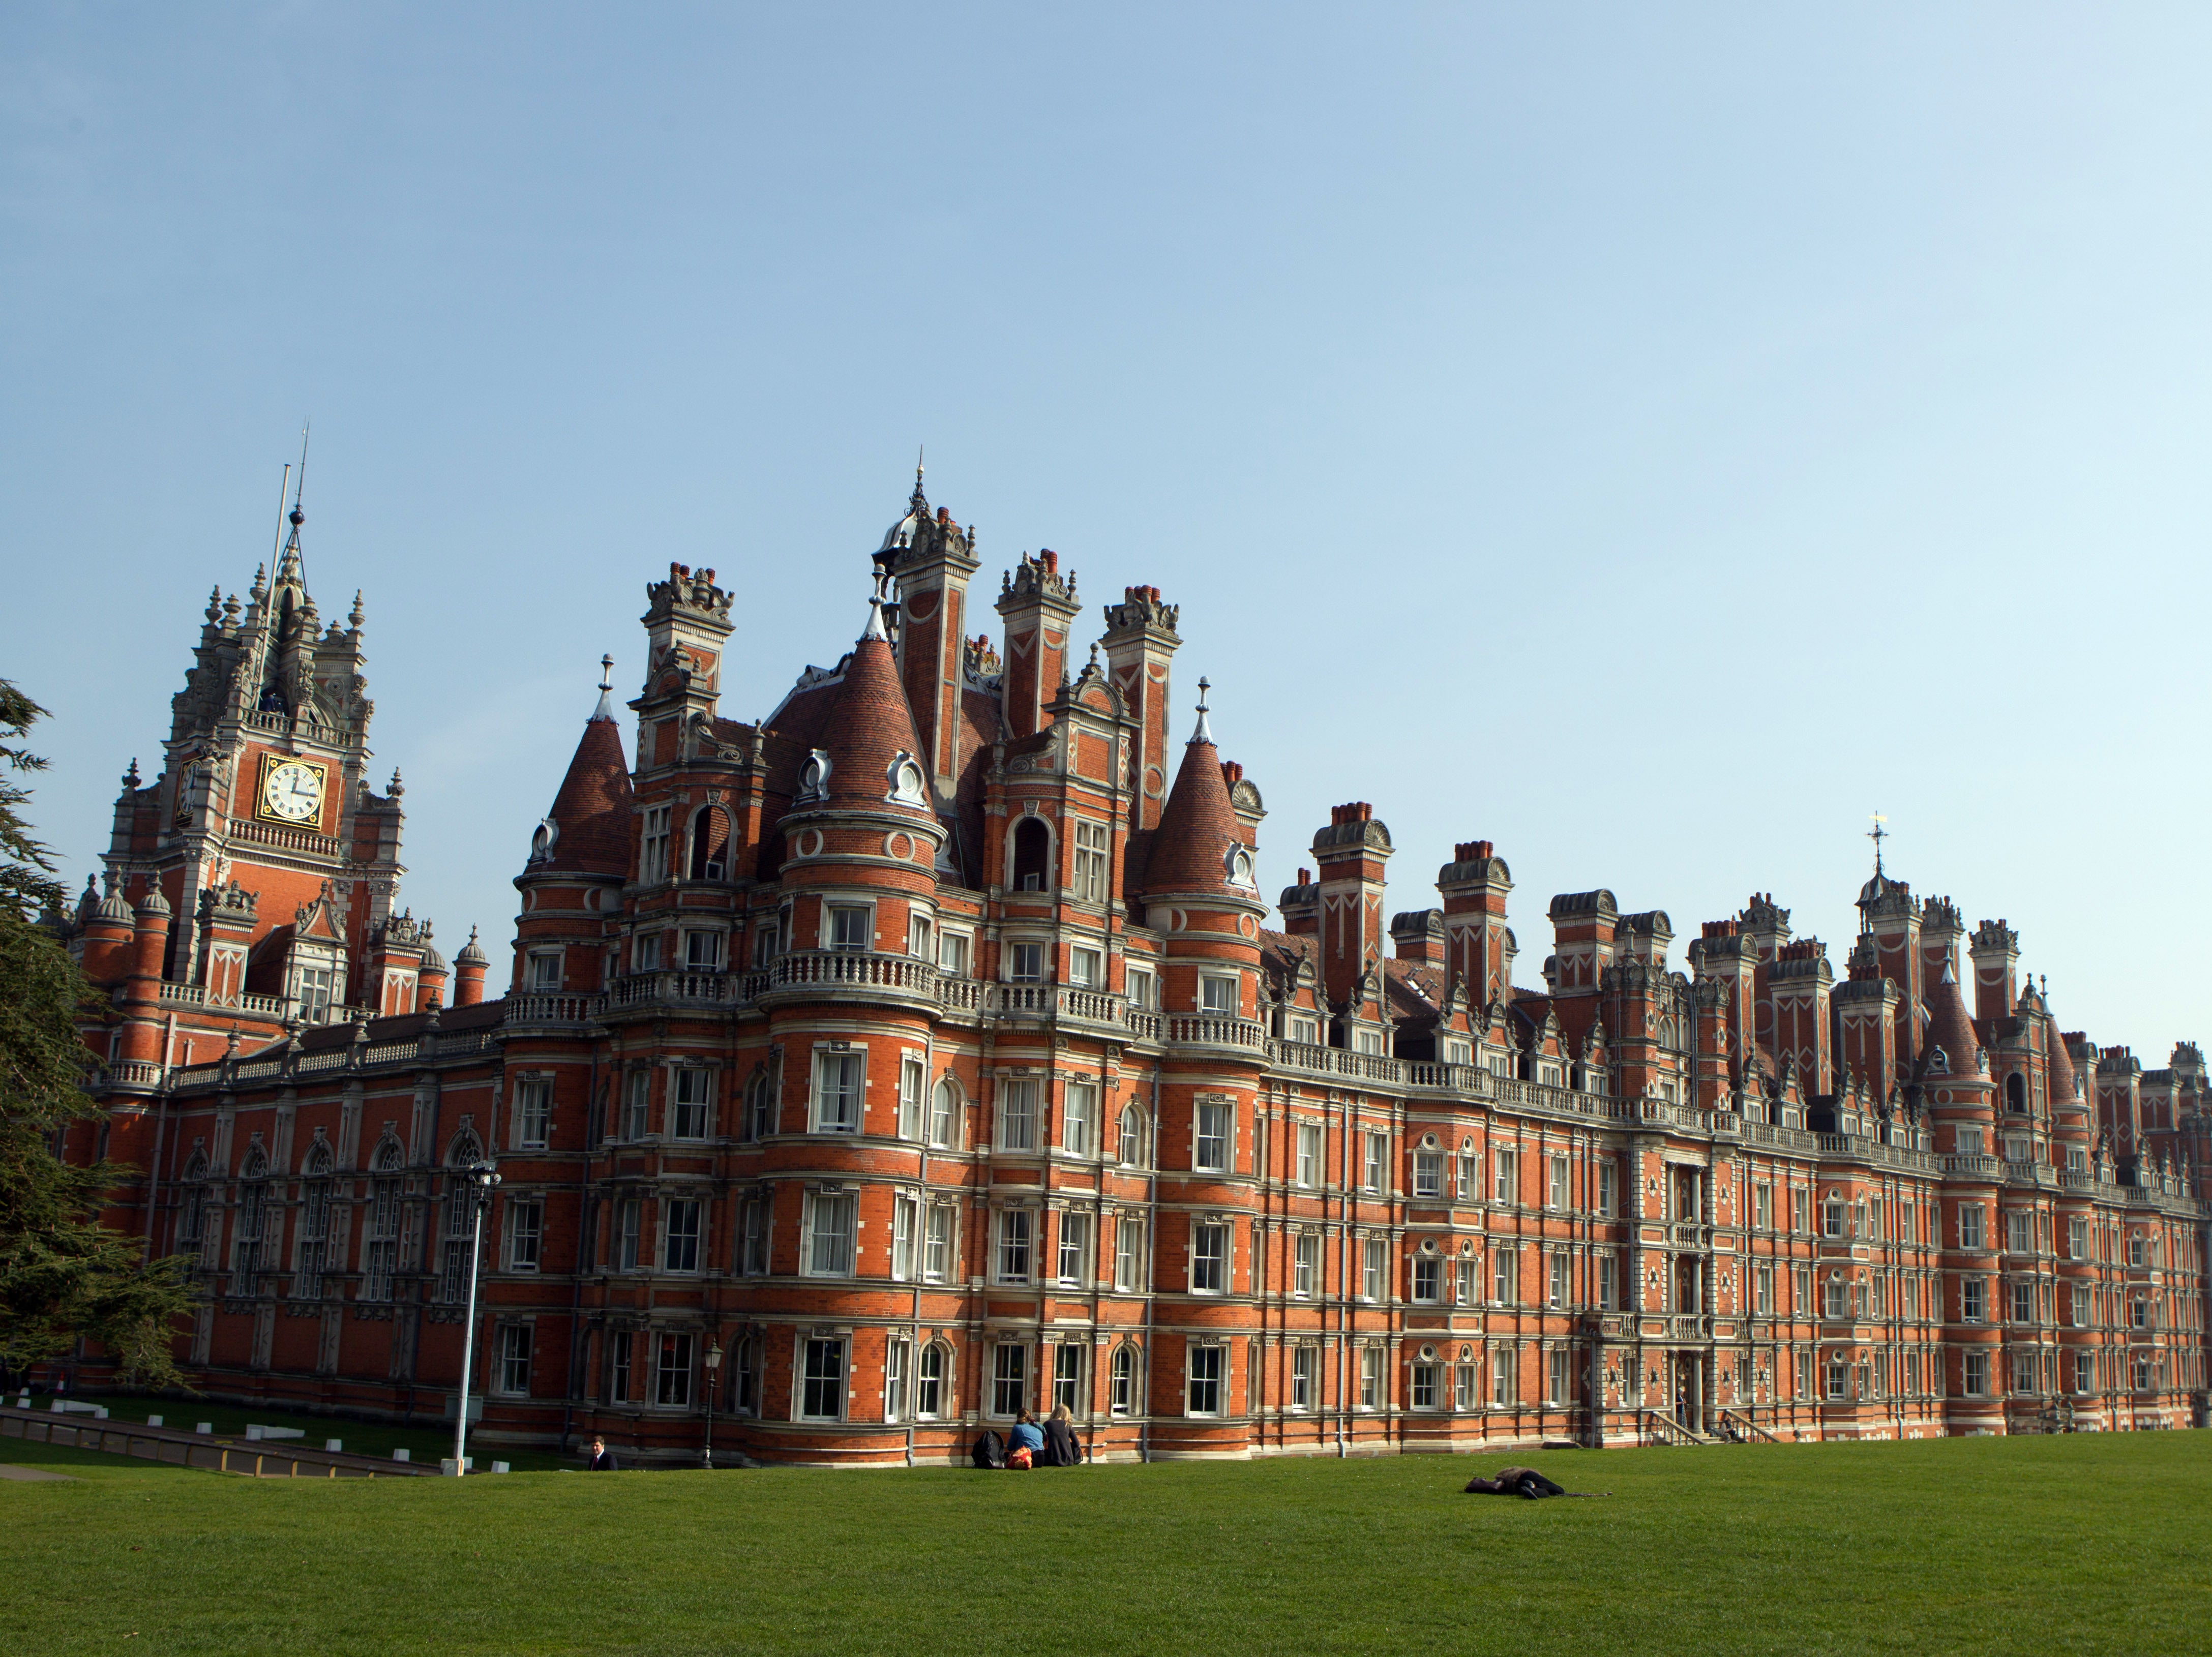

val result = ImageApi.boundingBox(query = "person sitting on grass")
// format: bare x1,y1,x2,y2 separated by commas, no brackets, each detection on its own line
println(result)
1006,1408,1044,1469
1464,1467,1566,1499
1039,1404,1083,1466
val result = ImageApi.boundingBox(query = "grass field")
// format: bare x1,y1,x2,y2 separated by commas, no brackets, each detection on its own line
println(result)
4,1431,2207,1655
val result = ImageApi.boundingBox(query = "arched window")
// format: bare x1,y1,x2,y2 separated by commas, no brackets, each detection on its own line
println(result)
2005,1072,2026,1113
746,1069,777,1140
177,1149,211,1266
362,1137,403,1302
1118,1105,1145,1168
689,805,731,881
915,1341,950,1419
436,1132,485,1304
930,1078,960,1148
1011,817,1053,893
297,1140,335,1300
234,1146,270,1293
1110,1344,1138,1415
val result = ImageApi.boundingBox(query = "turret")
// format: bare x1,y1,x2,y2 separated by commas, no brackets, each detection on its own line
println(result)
516,665,633,995
633,563,734,772
1435,839,1514,1006
1309,802,1391,1012
453,927,489,1007
1098,585,1181,832
876,465,981,795
1968,918,2019,1025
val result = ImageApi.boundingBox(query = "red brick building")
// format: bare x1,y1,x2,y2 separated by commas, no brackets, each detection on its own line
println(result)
47,472,2212,1461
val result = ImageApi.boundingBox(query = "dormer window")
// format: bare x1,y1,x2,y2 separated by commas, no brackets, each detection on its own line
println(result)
797,749,833,803
885,751,929,807
1225,845,1256,890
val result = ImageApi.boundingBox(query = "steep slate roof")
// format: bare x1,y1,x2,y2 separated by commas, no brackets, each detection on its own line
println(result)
1144,708,1243,897
808,618,934,822
536,701,633,877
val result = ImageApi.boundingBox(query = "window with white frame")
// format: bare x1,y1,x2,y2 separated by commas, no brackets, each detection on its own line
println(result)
1548,1348,1569,1405
660,1199,701,1273
1455,1358,1478,1411
515,1077,552,1149
1194,1100,1232,1172
1057,1212,1092,1286
884,1337,911,1422
1754,1261,1772,1315
527,949,564,991
892,1193,920,1281
1110,1346,1137,1414
615,1197,642,1271
2068,1216,2090,1259
2009,1280,2035,1324
1298,1123,1325,1187
752,918,781,966
1362,1237,1386,1301
801,1337,846,1419
1007,941,1045,982
937,929,971,978
1363,1131,1386,1192
1191,1220,1230,1293
1413,1147,1442,1198
1598,1253,1618,1311
1959,1277,1986,1323
907,912,933,960
1072,820,1109,902
1548,1154,1569,1210
683,928,723,970
1117,1104,1144,1166
898,1054,926,1140
1444,1038,1473,1066
1293,1232,1320,1298
1548,1251,1569,1309
496,1324,532,1396
1822,1195,1846,1239
671,1069,713,1140
505,1198,543,1272
1493,1148,1518,1206
1064,1081,1096,1155
655,1332,693,1406
1353,1027,1386,1056
930,1078,959,1148
1115,1215,1145,1291
1958,1204,1986,1250
1359,1346,1381,1409
623,1069,651,1139
739,1192,768,1275
1053,1344,1086,1414
827,903,872,952
1455,1149,1478,1201
1199,974,1237,1015
639,806,671,884
1491,1346,1517,1405
1492,1246,1517,1305
998,1077,1038,1151
1126,966,1155,1010
993,1343,1028,1415
745,1070,776,1140
1070,945,1103,989
924,1201,955,1282
1187,1345,1224,1415
996,1209,1034,1283
1537,1060,1564,1087
1413,1250,1442,1303
1597,1158,1618,1216
1289,1013,1321,1046
1410,1354,1439,1409
812,1049,862,1133
1291,1345,1317,1411
915,1343,947,1419
804,1191,856,1276
1456,1255,1478,1305
2070,1282,2090,1326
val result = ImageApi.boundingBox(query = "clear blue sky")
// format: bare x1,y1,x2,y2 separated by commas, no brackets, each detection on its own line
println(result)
5,5,2208,1059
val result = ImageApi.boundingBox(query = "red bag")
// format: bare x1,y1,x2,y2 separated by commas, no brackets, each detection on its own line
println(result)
1007,1447,1034,1470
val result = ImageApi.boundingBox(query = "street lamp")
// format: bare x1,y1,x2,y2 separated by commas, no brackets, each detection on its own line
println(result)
450,1160,502,1478
702,1340,724,1469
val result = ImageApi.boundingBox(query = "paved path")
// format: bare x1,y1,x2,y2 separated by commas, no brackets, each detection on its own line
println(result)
0,1463,77,1481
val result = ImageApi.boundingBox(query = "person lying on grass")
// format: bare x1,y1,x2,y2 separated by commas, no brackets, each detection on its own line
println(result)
1462,1467,1606,1498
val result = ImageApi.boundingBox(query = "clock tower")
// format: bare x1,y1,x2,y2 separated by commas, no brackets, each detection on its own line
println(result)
70,502,422,1082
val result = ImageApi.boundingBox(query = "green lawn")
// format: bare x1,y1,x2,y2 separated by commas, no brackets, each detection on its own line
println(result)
3,1433,2206,1655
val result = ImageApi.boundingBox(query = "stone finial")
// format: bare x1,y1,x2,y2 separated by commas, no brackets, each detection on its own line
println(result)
349,590,366,630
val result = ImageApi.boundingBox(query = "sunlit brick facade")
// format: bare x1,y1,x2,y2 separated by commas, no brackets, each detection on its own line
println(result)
48,472,2212,1462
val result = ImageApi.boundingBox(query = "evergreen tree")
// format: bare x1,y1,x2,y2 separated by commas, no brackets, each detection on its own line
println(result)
0,680,198,1387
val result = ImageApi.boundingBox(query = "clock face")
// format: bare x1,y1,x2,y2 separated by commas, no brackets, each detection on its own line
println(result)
259,759,325,825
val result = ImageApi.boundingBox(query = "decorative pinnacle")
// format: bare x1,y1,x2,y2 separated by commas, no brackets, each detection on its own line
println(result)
599,654,614,693
590,655,617,721
388,767,405,798
1191,677,1214,745
123,758,140,789
349,590,365,630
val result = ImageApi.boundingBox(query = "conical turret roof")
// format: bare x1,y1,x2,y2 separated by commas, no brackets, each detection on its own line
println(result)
1920,958,1983,1081
793,597,935,822
529,674,633,877
1144,682,1251,898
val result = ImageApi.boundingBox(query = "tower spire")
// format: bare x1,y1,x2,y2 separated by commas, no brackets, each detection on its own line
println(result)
590,654,616,721
1191,676,1214,745
1868,809,1888,877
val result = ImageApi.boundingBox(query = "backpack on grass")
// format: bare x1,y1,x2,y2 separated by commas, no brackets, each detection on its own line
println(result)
972,1430,1006,1469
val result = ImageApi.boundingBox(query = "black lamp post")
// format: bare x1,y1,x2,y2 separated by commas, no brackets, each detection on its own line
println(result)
702,1340,724,1469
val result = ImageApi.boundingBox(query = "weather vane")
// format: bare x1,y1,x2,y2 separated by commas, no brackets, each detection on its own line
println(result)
1868,810,1889,876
